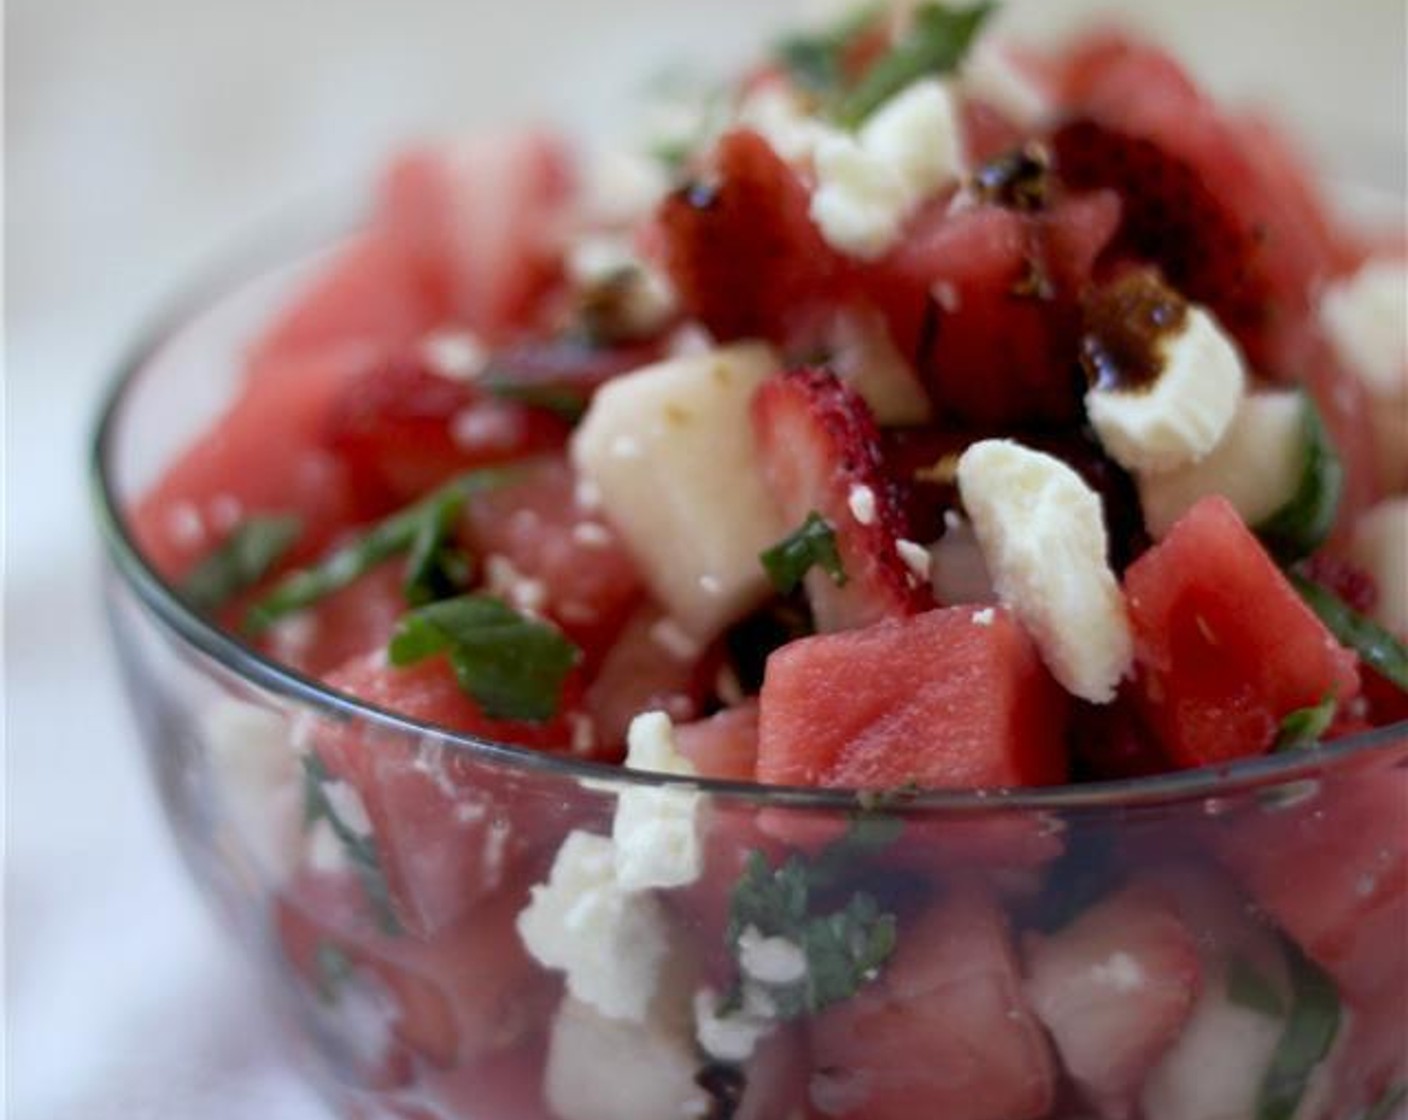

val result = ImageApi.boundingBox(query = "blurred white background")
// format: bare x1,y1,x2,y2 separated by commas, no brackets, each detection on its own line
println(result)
5,1,1404,1117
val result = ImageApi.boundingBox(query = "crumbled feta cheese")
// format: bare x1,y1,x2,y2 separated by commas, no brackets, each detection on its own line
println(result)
517,830,670,1022
1137,391,1306,539
166,501,206,549
1348,497,1408,638
306,818,350,874
971,607,996,627
569,711,598,756
650,616,704,661
571,343,787,638
737,925,809,986
582,146,671,227
209,494,243,533
960,39,1050,128
1086,304,1247,475
314,969,402,1075
738,84,835,165
823,305,933,425
202,699,303,886
847,483,878,526
451,401,525,453
321,780,373,839
1090,951,1146,992
419,328,487,381
1319,259,1408,399
571,521,614,549
566,232,679,337
613,712,703,892
694,987,776,1064
896,538,932,582
483,553,549,615
811,79,965,259
547,996,710,1120
957,439,1133,703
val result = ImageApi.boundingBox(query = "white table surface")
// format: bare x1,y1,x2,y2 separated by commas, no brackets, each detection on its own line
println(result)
6,1,1403,1117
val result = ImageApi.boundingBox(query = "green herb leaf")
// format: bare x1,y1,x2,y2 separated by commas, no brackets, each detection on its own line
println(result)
402,485,473,607
835,2,995,128
301,756,401,936
1291,573,1408,693
1226,955,1287,1019
1255,393,1344,562
1256,947,1341,1120
1273,695,1338,753
388,594,581,723
774,4,883,95
724,812,902,1018
481,378,591,423
761,512,848,595
1351,1083,1407,1120
179,515,302,613
246,469,514,632
314,940,355,1004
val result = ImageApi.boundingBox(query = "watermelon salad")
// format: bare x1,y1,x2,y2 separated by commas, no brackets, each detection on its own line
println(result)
119,4,1408,1119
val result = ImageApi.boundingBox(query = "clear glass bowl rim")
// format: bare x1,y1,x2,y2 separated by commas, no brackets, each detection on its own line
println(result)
89,206,1408,814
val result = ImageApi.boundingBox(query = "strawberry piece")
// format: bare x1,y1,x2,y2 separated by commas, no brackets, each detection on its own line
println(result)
751,368,933,631
657,128,852,345
673,703,760,782
323,351,571,507
757,606,1070,790
868,193,1120,427
1024,883,1202,1119
378,132,575,344
810,887,1056,1120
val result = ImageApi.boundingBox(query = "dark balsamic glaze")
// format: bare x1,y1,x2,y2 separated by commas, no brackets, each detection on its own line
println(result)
1080,269,1189,395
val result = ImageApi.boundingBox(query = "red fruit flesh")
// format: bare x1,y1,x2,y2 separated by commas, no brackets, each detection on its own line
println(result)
757,606,1069,790
1123,496,1361,768
751,368,933,632
809,887,1056,1120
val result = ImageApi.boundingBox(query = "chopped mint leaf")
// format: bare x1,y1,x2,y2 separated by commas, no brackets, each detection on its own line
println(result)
388,594,581,723
1352,1083,1407,1120
724,812,902,1018
480,378,591,423
1291,573,1408,693
1256,947,1341,1120
314,940,354,1004
246,469,514,632
774,4,883,95
1226,955,1287,1019
179,514,302,613
301,756,401,936
761,512,848,595
835,2,995,128
1273,695,1337,753
1256,393,1344,562
402,485,473,607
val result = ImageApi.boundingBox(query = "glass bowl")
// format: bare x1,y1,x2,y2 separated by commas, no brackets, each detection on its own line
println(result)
92,221,1407,1120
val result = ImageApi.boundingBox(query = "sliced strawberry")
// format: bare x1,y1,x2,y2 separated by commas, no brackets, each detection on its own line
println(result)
460,457,644,658
867,193,1120,427
323,350,571,507
657,128,852,345
674,703,760,782
378,132,575,344
757,606,1070,790
1024,883,1202,1119
751,368,933,632
810,886,1056,1120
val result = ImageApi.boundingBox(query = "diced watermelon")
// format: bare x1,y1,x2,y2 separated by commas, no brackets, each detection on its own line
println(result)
248,231,446,374
584,603,721,756
674,703,760,783
751,368,934,632
1123,496,1360,767
378,132,575,344
131,346,374,583
809,886,1056,1120
275,876,555,1077
313,653,589,939
322,350,571,508
867,193,1120,427
1023,883,1202,1119
460,457,644,658
757,606,1069,789
657,128,853,346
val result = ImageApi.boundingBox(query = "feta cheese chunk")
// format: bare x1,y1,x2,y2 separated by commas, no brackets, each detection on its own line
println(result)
960,39,1050,128
957,439,1133,703
517,830,670,1022
1083,278,1246,475
1138,392,1306,539
738,84,836,165
545,996,709,1120
811,80,965,259
571,343,787,639
613,712,704,892
1348,498,1408,639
